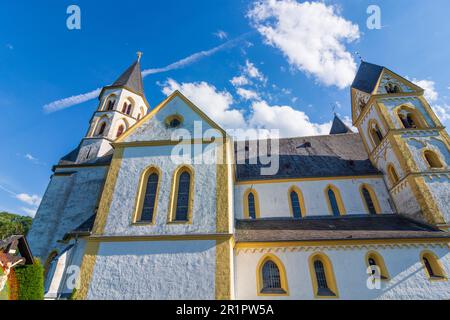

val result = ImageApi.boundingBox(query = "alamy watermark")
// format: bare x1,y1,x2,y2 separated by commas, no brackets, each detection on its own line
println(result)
66,5,81,30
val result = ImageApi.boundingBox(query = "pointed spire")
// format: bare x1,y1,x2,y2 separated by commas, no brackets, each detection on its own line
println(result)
111,56,144,96
330,114,353,135
351,61,384,94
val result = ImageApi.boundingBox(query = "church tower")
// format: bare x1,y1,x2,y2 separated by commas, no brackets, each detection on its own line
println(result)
351,62,450,228
75,53,150,163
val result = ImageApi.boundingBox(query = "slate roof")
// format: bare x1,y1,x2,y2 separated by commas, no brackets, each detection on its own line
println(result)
56,146,114,167
235,215,450,242
109,60,144,96
0,235,34,266
351,61,384,94
234,133,379,182
329,115,353,135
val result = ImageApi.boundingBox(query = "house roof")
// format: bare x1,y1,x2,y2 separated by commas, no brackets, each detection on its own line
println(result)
329,115,353,135
351,61,384,94
234,133,379,182
0,235,34,267
235,215,450,243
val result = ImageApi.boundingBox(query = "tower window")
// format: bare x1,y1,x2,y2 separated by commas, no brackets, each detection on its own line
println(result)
361,186,378,215
387,164,400,185
116,125,125,138
397,107,425,129
369,122,384,146
126,104,132,115
261,260,285,294
248,192,257,219
424,150,443,169
289,189,303,218
385,83,401,94
98,122,106,136
107,100,115,111
139,173,159,222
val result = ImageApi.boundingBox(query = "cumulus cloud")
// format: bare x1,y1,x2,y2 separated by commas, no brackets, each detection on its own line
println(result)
161,78,334,138
244,60,266,83
236,88,261,101
247,0,360,89
16,193,42,207
411,78,450,125
230,75,250,87
21,207,37,218
161,78,246,129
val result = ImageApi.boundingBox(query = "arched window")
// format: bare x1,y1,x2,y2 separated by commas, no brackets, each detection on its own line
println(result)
397,106,425,129
137,114,141,121
385,83,401,94
257,255,288,296
423,150,443,169
387,164,400,185
366,251,390,280
138,172,159,222
360,185,380,215
310,254,338,298
244,189,260,219
289,186,305,218
116,125,125,138
325,186,345,216
126,104,132,115
169,167,194,223
369,121,384,146
97,122,106,136
107,99,115,111
421,251,447,280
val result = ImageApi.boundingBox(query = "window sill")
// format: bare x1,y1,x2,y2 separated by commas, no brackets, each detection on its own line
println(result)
167,220,192,225
131,221,155,226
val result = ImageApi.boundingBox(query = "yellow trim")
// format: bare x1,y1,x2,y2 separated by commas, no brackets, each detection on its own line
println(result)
243,188,261,219
422,149,444,169
75,241,100,300
359,184,382,214
215,238,232,300
418,96,444,127
372,68,424,96
365,251,390,280
308,253,339,299
216,139,230,233
167,165,195,224
324,184,346,216
131,166,161,225
420,250,448,281
115,90,226,143
92,147,124,235
256,254,289,296
235,238,450,248
236,175,383,186
288,186,306,218
87,233,233,242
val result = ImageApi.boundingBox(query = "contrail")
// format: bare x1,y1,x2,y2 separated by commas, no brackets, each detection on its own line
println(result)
43,34,249,113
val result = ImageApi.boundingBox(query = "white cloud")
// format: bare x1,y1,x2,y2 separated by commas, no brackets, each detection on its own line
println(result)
236,88,260,101
247,0,360,89
248,100,332,137
230,75,250,87
25,153,37,161
431,104,450,124
16,193,42,207
213,30,228,40
411,78,438,102
21,207,37,218
161,78,246,129
161,79,334,138
244,60,266,82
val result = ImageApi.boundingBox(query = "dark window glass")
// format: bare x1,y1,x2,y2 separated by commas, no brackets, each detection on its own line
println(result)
290,191,302,218
314,260,336,296
126,104,132,115
107,100,115,111
139,173,159,222
248,192,256,219
261,261,284,294
362,188,377,214
169,118,181,128
423,257,435,277
327,189,340,216
175,171,191,221
98,123,106,135
368,257,377,275
116,125,124,138
122,102,127,113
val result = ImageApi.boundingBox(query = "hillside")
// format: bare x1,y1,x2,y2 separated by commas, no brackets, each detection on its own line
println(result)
0,212,33,240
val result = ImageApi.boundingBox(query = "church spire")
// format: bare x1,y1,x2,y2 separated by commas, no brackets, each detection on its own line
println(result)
330,114,353,135
110,55,144,96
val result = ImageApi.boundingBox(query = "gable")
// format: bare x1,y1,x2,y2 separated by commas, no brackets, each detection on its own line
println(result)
351,88,371,124
374,69,423,95
116,91,226,143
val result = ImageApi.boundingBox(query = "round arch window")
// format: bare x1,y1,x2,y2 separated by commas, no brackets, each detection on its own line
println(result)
165,115,183,129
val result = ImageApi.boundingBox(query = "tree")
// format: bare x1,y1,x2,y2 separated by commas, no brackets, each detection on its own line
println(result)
0,212,33,240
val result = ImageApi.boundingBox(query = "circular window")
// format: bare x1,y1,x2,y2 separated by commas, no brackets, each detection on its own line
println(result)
165,115,183,129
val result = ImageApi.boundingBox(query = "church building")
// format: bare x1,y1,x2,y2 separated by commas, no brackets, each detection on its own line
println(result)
27,57,450,300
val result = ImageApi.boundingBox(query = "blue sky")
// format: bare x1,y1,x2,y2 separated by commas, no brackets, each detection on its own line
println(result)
1,0,450,217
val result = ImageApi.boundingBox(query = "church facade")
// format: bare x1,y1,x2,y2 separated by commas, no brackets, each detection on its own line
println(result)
27,59,450,300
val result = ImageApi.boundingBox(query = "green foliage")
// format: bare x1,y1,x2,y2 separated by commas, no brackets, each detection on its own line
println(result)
0,212,33,240
14,259,44,300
